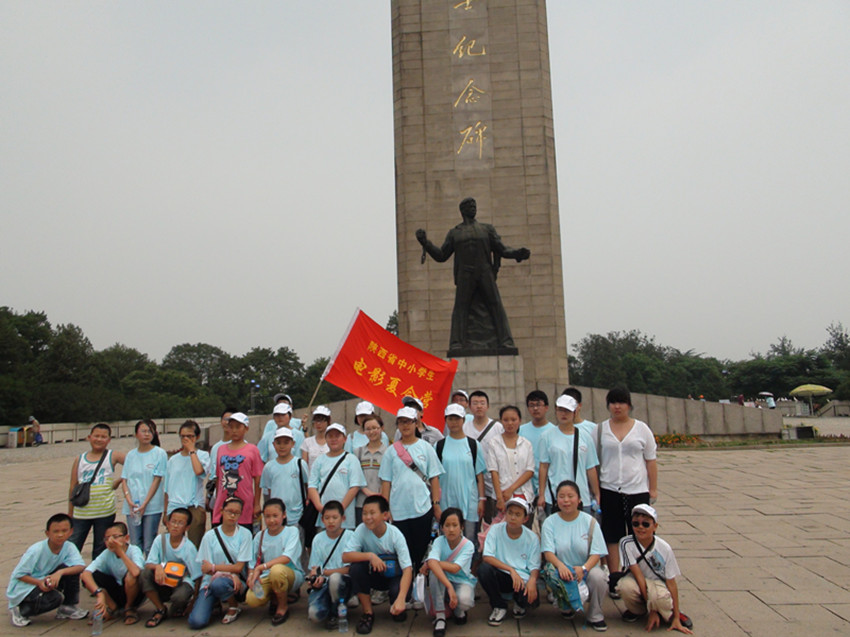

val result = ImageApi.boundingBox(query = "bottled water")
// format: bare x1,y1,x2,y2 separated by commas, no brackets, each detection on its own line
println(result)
91,610,103,636
337,600,348,632
252,577,265,599
430,517,439,539
130,499,142,526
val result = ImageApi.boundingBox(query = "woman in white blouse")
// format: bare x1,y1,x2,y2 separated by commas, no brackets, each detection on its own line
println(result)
485,405,534,521
594,387,657,582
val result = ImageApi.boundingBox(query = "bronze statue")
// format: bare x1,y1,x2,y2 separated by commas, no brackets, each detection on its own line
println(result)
416,197,530,356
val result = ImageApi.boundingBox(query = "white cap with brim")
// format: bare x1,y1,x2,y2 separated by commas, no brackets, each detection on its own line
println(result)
229,412,250,427
273,403,293,416
451,389,469,400
555,395,578,412
396,406,418,420
355,401,374,416
326,423,347,436
274,428,294,441
312,405,332,418
631,503,658,522
505,497,530,514
445,404,466,418
402,395,424,411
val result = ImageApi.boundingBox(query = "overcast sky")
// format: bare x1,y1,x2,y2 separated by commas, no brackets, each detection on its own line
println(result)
2,1,848,367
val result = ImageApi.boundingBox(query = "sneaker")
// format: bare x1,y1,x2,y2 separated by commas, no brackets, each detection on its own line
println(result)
347,596,360,609
622,609,644,623
326,615,339,630
405,600,424,610
678,613,694,629
356,613,374,635
56,605,89,620
588,619,608,632
370,589,388,605
512,604,527,619
452,611,467,625
391,610,408,623
488,608,508,626
560,608,576,619
607,582,621,600
10,606,30,627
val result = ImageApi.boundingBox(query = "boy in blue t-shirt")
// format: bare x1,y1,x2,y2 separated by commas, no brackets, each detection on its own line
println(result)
261,428,308,527
80,521,145,625
7,513,88,627
342,495,412,635
480,497,541,626
307,500,352,629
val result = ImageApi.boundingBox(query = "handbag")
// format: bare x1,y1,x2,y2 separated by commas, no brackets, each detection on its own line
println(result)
160,533,187,587
213,527,247,600
70,451,108,507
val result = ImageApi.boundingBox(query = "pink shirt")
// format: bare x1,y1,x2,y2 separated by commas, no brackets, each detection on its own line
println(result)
213,443,263,525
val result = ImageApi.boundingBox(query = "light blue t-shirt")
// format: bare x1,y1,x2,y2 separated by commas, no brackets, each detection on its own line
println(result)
7,540,85,608
85,544,145,584
345,523,412,570
165,450,211,510
197,526,253,587
538,427,599,506
122,446,168,515
263,418,304,437
482,522,541,583
208,440,227,479
309,452,366,529
575,419,596,438
518,420,556,495
309,529,351,572
378,440,444,521
258,427,305,463
260,456,307,525
436,436,486,523
541,511,608,567
344,430,390,453
145,533,201,585
427,535,476,587
253,526,304,586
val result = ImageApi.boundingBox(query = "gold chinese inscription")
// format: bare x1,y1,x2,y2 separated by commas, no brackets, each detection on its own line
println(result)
453,79,486,108
453,0,478,10
452,35,486,59
457,121,488,158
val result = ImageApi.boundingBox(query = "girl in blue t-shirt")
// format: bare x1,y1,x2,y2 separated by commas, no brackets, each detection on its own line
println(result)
122,420,167,556
425,507,476,636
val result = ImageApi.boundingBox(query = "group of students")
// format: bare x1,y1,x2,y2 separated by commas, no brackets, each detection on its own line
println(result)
6,387,692,634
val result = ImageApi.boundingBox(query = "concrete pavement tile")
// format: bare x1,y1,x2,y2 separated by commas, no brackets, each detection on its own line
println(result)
753,588,850,604
823,603,850,622
773,602,850,628
705,591,787,623
720,538,777,557
785,556,850,588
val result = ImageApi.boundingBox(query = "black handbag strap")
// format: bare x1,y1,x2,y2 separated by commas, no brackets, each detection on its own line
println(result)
476,420,497,442
322,529,346,570
297,458,307,506
633,537,665,581
214,526,236,564
83,450,108,486
547,430,580,503
319,453,348,497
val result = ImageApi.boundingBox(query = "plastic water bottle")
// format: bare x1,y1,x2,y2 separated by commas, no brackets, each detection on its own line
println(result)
130,499,142,526
91,610,103,636
337,600,348,632
591,500,601,517
252,577,265,599
430,517,439,539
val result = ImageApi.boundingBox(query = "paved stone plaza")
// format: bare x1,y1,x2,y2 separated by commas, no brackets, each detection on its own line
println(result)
2,438,848,635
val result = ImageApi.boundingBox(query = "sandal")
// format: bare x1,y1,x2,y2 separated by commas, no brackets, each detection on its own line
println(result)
271,609,290,626
124,609,140,625
145,608,167,628
287,589,301,604
221,606,242,625
356,612,374,635
433,617,447,637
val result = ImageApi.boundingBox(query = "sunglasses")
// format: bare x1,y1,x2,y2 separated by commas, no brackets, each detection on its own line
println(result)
631,519,653,528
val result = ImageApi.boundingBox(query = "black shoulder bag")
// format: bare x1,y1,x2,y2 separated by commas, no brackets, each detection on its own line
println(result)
70,451,108,507
300,453,348,549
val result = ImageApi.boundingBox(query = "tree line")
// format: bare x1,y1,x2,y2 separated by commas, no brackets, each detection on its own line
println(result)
0,307,353,426
2,305,849,426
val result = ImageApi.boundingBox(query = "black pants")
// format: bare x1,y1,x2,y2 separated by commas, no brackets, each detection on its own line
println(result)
392,509,433,572
18,563,79,617
600,488,650,545
92,570,143,609
478,562,539,610
349,562,403,599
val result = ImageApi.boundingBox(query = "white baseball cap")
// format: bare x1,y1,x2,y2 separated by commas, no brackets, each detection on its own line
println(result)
274,428,294,441
396,406,418,420
555,395,578,412
228,412,250,427
445,404,466,418
631,503,658,522
326,423,347,436
273,403,293,416
312,405,332,418
355,401,375,416
505,497,530,514
402,395,424,411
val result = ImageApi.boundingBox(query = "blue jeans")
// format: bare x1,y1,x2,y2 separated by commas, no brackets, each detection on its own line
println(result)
188,576,239,629
128,513,160,556
308,573,352,623
69,514,115,560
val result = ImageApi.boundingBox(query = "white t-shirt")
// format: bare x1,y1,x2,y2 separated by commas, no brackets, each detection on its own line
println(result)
594,420,657,494
484,434,535,502
301,436,329,472
619,534,680,582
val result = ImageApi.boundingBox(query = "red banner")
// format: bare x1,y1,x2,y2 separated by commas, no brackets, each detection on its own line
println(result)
322,309,458,429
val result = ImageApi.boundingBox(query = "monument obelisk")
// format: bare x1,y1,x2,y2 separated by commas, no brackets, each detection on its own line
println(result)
392,0,568,394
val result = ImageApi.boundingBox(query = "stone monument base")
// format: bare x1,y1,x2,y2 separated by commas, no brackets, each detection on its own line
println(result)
452,355,525,407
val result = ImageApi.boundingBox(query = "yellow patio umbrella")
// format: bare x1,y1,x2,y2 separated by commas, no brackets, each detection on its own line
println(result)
789,384,833,414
